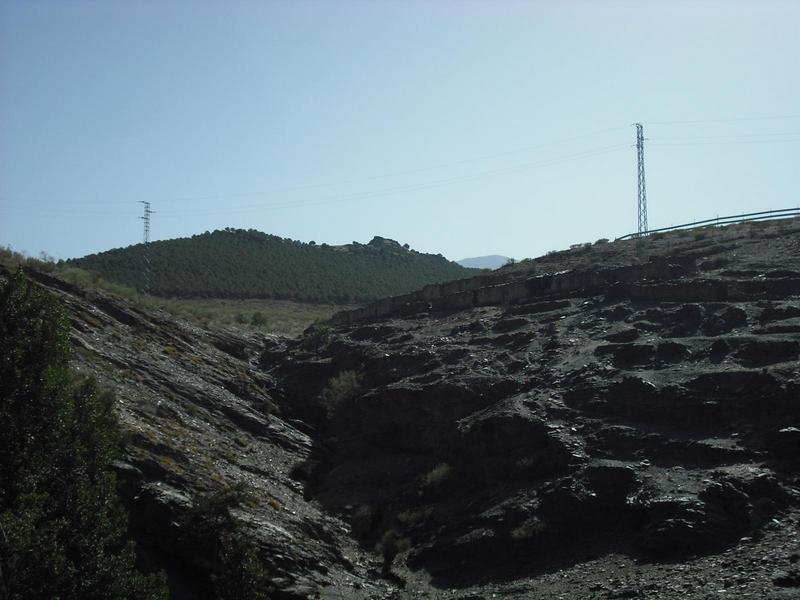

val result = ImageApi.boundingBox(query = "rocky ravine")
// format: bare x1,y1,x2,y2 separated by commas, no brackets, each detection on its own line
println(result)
11,219,800,599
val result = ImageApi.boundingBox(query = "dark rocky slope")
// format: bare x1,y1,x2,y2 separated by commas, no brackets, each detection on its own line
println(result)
264,218,800,598
5,267,385,599
6,217,800,599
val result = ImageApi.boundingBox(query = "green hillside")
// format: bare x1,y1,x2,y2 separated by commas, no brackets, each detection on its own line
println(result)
68,229,474,303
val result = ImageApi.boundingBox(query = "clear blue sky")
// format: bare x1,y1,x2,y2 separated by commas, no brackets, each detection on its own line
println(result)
1,0,798,262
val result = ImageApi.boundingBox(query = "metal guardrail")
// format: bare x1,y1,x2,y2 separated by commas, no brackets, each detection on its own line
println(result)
616,207,800,241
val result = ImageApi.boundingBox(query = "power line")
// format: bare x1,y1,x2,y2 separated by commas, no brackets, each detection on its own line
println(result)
644,114,800,125
153,142,630,217
161,124,631,205
651,131,800,141
1,124,632,211
3,117,797,212
648,138,800,147
2,139,619,220
3,116,799,225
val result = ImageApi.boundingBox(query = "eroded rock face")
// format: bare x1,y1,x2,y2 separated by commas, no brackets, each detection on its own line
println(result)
277,287,799,579
10,219,800,600
12,267,385,600
260,221,800,597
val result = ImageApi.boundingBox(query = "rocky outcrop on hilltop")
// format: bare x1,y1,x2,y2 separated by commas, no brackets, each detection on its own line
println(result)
7,217,800,599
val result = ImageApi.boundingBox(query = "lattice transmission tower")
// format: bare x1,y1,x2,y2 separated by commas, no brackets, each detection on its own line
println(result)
139,201,154,294
635,123,648,235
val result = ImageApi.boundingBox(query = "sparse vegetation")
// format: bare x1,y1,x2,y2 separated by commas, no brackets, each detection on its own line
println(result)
422,462,452,487
1,245,344,335
181,483,272,600
397,508,432,528
377,529,410,577
319,370,361,414
301,318,333,352
161,297,344,336
510,520,547,541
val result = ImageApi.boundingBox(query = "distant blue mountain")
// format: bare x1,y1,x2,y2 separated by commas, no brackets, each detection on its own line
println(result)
457,255,512,270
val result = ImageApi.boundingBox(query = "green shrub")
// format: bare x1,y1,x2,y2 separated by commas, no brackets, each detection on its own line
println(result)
181,484,272,600
250,311,267,327
422,462,452,487
510,519,547,541
378,529,410,576
0,270,167,599
397,508,431,528
319,370,361,415
57,266,139,299
301,318,332,353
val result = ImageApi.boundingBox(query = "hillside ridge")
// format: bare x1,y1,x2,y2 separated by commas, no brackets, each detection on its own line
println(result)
68,229,474,303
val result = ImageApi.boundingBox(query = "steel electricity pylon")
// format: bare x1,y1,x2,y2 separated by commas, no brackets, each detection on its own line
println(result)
635,123,648,236
139,201,153,294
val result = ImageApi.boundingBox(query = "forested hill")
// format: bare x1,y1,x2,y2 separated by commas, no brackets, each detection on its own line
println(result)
68,229,475,303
